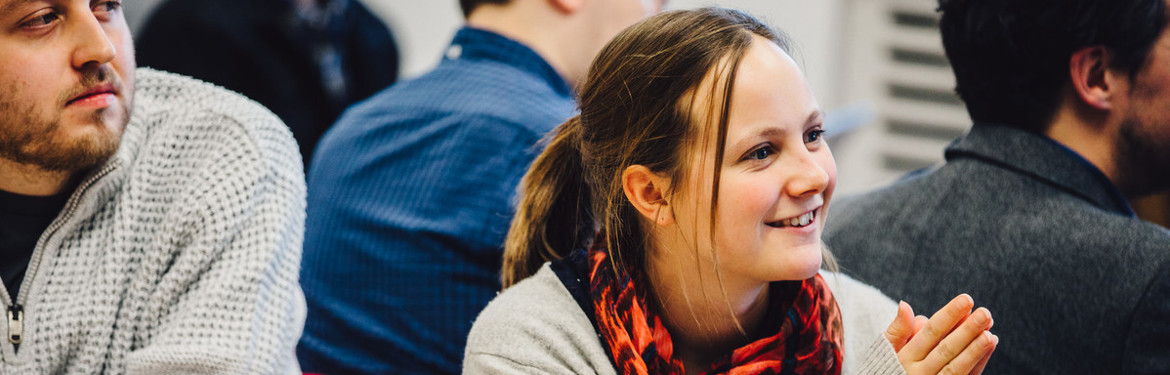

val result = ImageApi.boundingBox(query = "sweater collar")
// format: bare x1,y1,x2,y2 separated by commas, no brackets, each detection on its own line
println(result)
444,26,572,98
944,122,1135,217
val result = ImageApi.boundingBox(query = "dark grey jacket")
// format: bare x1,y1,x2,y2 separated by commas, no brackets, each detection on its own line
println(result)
825,123,1170,374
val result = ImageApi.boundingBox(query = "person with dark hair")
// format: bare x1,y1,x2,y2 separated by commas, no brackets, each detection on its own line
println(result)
297,0,663,373
458,0,509,17
0,0,306,373
825,0,1170,373
466,7,999,375
135,0,399,168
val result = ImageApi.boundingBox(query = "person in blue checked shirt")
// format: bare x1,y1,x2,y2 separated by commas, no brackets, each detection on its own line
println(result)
297,0,665,374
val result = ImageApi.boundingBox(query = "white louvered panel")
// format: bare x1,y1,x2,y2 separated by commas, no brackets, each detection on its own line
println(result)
834,0,970,195
889,0,937,9
875,1,964,175
886,64,954,93
887,28,945,55
881,100,968,132
880,133,952,164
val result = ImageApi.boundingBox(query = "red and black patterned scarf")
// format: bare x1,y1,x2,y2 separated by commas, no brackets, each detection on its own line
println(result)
587,248,844,375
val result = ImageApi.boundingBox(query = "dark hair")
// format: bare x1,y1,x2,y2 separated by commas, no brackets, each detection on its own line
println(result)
501,8,796,287
459,0,509,17
938,0,1166,133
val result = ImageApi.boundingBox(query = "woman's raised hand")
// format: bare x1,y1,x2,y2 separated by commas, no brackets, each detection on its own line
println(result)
885,294,998,375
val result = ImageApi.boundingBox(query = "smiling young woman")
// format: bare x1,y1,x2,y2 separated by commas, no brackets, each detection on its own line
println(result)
465,7,998,375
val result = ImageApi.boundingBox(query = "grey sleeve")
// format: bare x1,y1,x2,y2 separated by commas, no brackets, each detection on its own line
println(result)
856,336,909,375
464,265,616,375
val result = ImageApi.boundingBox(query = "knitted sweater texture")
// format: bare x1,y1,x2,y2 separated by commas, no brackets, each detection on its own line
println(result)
0,68,306,374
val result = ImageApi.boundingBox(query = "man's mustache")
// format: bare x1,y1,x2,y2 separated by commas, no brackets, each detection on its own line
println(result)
61,65,124,105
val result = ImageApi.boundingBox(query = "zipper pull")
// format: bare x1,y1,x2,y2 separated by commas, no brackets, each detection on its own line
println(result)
7,305,22,344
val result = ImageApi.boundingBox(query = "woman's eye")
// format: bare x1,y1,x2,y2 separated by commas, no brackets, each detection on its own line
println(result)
746,146,773,160
805,129,826,144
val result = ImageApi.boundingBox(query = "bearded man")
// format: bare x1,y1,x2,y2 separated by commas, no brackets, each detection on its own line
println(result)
825,0,1170,373
0,1,305,373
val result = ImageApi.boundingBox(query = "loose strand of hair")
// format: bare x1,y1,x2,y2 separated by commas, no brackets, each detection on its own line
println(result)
710,47,750,336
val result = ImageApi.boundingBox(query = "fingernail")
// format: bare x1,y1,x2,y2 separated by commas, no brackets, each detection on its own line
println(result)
898,300,912,315
952,293,974,310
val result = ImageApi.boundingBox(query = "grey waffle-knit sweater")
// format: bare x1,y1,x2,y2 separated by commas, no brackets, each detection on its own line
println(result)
465,265,906,375
0,68,306,374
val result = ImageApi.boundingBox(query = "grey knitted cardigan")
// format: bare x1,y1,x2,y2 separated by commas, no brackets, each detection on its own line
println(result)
0,69,306,374
465,265,906,375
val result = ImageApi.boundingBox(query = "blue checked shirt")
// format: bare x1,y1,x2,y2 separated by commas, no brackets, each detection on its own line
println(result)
298,27,575,375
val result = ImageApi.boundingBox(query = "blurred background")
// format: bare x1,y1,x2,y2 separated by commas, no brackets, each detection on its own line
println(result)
123,0,1170,227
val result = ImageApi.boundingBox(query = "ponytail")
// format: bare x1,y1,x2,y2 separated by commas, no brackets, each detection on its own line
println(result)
501,117,594,288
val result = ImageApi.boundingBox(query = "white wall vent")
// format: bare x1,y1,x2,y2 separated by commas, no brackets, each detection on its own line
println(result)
834,0,970,195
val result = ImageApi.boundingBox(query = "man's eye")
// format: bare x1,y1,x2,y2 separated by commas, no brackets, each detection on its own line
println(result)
23,12,59,28
95,1,122,14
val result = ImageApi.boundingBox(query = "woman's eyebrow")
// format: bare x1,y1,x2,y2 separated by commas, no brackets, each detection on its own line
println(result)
806,110,825,127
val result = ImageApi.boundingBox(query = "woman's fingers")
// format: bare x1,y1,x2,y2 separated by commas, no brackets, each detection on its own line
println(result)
898,294,975,362
921,307,994,371
936,330,998,375
885,301,917,352
912,314,929,334
967,334,998,375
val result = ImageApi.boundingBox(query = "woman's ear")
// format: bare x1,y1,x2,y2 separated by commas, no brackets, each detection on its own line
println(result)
622,165,674,226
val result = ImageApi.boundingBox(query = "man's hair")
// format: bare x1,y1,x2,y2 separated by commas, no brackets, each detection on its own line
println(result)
938,0,1166,133
459,0,510,17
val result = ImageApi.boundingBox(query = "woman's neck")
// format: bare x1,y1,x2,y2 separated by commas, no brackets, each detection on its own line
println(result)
645,253,773,374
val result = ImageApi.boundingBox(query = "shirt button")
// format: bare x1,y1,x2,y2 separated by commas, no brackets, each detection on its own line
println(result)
446,45,463,60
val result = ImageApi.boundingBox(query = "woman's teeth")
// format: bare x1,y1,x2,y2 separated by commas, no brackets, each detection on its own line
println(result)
771,211,815,228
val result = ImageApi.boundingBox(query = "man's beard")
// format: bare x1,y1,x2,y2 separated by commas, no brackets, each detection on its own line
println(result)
1115,113,1170,198
0,66,129,173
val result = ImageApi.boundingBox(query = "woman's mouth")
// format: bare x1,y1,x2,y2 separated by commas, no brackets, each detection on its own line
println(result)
766,210,816,228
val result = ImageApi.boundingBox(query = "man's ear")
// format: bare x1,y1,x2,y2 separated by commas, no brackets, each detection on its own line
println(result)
548,0,585,14
622,165,674,226
1069,46,1120,110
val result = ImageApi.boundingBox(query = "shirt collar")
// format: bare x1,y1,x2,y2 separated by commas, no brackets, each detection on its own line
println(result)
445,26,572,98
944,122,1136,217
